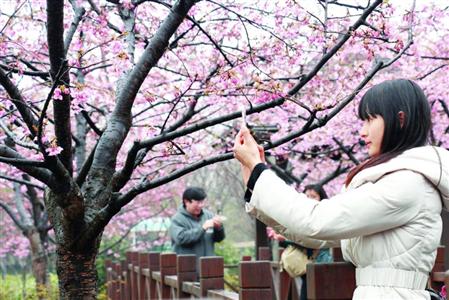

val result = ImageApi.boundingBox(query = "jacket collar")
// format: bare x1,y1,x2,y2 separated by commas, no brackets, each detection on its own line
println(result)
349,146,449,210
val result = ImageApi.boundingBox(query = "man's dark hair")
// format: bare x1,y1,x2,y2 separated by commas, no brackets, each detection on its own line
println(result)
182,187,206,206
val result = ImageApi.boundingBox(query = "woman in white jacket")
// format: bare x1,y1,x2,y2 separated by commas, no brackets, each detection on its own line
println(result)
234,79,449,299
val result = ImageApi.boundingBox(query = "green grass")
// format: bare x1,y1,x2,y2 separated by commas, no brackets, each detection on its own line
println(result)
0,274,59,300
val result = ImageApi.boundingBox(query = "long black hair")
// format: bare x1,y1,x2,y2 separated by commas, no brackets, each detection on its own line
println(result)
346,79,432,185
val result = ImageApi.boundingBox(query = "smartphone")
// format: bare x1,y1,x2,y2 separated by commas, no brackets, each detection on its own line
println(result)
241,105,246,128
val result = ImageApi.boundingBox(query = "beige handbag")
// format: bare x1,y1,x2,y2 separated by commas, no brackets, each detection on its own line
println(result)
279,245,313,277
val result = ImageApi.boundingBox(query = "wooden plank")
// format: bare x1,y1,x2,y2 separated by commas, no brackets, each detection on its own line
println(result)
307,262,355,300
200,256,224,278
160,253,177,299
432,271,446,282
207,289,239,300
239,261,272,288
113,262,122,300
138,253,150,300
432,246,446,272
332,247,344,262
182,281,201,297
126,251,139,300
256,220,269,260
258,246,271,261
239,289,272,300
164,275,178,287
177,254,196,272
120,260,127,300
200,277,225,296
445,270,449,287
177,255,197,298
148,252,160,300
152,271,161,281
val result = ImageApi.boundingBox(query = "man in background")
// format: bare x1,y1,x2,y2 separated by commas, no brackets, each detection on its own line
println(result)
169,187,225,259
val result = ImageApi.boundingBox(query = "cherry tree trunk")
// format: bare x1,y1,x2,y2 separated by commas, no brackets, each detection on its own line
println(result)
56,246,99,299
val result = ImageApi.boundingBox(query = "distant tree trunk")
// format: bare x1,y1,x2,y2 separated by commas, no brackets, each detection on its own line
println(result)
27,229,49,300
56,242,100,299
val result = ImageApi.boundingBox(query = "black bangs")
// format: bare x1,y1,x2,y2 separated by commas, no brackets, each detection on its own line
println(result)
358,88,384,121
347,79,432,186
357,79,431,154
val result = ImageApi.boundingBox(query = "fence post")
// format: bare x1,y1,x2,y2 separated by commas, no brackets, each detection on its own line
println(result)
105,259,113,300
258,246,272,261
112,262,122,300
177,255,197,298
126,251,139,300
307,262,355,300
445,270,449,291
138,253,150,300
332,247,344,262
431,246,446,291
242,255,252,261
160,253,177,299
199,256,224,297
148,252,160,299
276,248,293,300
239,261,272,299
119,260,127,300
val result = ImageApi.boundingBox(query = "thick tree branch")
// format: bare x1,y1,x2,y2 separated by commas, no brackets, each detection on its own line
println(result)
47,0,73,175
81,110,103,136
0,173,45,190
0,145,55,188
138,0,384,151
268,161,308,185
0,202,27,233
89,0,197,175
0,68,39,137
111,68,217,192
13,183,33,228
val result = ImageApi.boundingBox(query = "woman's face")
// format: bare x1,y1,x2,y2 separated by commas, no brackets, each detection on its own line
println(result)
305,189,321,201
360,115,385,157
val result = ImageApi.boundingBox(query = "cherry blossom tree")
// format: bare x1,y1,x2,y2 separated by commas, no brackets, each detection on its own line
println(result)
1,0,448,298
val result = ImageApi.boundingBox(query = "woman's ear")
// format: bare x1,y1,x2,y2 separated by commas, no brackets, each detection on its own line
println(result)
398,111,405,128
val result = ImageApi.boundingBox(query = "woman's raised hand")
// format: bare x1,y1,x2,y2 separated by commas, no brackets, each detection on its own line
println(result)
233,126,264,184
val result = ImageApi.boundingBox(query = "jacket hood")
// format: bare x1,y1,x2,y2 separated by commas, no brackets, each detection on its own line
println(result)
350,146,449,211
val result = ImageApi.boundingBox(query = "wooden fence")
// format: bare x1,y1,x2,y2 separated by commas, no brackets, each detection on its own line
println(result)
105,246,448,299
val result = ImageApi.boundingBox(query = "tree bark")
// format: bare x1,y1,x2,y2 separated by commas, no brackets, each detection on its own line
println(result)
27,229,49,300
56,244,99,299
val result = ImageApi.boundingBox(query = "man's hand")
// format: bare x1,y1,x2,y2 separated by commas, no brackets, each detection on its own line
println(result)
212,216,225,228
202,219,215,231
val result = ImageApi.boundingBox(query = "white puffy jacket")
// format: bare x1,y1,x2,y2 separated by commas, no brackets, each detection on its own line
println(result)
246,146,449,299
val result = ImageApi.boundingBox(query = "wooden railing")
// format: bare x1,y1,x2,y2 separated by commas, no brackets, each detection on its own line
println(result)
105,246,447,300
105,252,271,300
